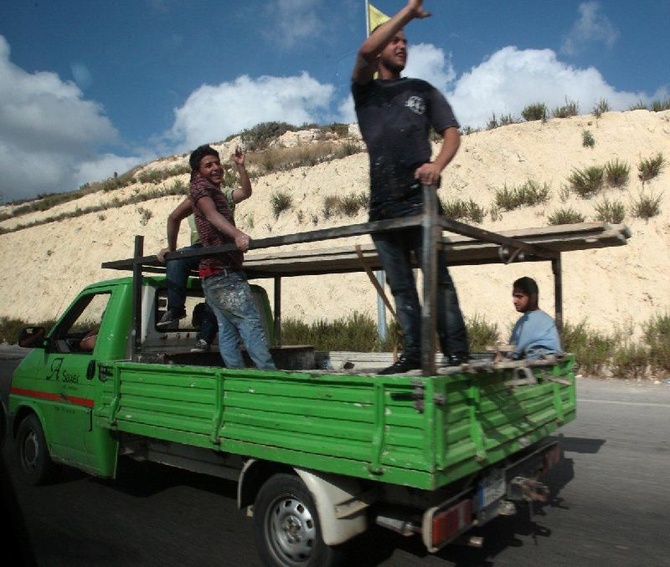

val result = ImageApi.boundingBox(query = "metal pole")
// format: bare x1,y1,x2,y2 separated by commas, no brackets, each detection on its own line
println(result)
552,255,563,334
376,270,387,342
273,276,282,347
132,235,144,358
421,184,438,375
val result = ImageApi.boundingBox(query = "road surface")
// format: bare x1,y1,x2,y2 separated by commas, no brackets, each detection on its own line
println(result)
1,347,669,566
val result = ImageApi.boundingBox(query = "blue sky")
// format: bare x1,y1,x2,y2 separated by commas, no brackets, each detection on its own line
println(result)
1,0,667,203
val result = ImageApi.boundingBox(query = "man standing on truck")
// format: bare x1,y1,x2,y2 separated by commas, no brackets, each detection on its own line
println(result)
351,0,469,374
156,164,252,353
188,144,275,370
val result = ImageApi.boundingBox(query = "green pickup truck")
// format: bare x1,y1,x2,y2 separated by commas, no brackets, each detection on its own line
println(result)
7,200,631,567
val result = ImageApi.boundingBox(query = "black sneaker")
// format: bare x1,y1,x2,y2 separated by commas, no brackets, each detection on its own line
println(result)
378,356,421,375
156,310,186,329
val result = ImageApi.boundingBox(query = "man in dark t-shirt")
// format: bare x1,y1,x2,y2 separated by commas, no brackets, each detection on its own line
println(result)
352,0,469,374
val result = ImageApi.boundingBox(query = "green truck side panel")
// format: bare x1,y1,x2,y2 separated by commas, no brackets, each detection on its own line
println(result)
11,276,576,490
98,356,576,491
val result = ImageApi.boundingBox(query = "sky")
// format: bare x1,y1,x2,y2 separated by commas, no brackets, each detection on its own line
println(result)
0,0,668,203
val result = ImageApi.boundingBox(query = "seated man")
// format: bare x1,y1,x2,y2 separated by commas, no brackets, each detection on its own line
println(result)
499,276,562,361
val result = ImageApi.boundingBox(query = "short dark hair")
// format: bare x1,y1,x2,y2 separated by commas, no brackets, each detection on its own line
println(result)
513,276,539,296
189,144,219,172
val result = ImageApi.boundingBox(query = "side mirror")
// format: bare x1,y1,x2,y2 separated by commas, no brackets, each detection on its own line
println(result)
18,327,47,349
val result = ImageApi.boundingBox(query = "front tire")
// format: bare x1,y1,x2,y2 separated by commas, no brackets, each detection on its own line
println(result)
16,414,58,486
253,473,347,567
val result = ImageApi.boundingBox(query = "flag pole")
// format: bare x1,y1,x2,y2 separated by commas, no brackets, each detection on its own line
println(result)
365,0,370,37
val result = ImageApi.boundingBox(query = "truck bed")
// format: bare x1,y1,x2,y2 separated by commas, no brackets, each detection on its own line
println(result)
97,354,575,491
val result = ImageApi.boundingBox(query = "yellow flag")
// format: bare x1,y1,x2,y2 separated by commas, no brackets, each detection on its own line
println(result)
368,2,390,36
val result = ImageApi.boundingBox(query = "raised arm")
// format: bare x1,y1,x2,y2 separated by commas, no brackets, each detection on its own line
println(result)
352,0,430,85
229,146,252,204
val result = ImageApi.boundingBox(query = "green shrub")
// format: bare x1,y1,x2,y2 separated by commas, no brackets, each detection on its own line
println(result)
281,311,386,352
562,321,616,375
494,180,551,211
319,122,349,138
466,314,500,352
592,99,610,118
441,198,486,224
137,206,152,226
552,98,579,118
637,153,665,182
568,166,604,198
333,141,363,158
521,102,548,122
604,158,630,187
582,130,595,148
136,165,189,185
610,342,651,379
270,190,293,219
650,98,670,112
643,312,670,371
240,121,296,151
498,114,517,126
630,191,662,220
547,208,585,225
593,198,626,223
486,113,499,130
628,101,647,111
322,193,367,219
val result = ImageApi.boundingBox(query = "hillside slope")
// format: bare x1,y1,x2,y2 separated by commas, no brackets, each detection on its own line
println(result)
1,110,669,341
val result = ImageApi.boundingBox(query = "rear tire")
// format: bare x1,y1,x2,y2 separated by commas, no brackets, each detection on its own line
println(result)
16,414,58,486
253,473,347,567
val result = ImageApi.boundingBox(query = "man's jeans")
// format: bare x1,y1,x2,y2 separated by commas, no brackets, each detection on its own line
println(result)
165,244,217,342
202,269,276,370
373,226,469,361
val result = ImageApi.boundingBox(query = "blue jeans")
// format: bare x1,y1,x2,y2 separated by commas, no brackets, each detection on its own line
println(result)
373,226,469,360
166,244,217,343
202,270,276,370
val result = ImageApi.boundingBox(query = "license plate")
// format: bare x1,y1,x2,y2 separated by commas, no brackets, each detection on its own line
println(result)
478,468,506,508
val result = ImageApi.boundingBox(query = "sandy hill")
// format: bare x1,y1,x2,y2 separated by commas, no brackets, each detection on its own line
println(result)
1,110,669,343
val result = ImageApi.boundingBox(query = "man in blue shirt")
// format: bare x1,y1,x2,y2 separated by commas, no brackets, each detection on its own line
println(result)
505,277,562,360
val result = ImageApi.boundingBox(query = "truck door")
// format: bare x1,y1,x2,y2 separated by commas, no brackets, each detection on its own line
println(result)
30,291,115,473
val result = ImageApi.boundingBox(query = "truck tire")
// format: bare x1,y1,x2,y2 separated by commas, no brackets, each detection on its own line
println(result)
16,414,59,486
253,473,347,567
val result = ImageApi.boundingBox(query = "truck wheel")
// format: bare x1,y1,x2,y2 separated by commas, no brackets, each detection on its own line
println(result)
16,414,58,486
253,473,347,567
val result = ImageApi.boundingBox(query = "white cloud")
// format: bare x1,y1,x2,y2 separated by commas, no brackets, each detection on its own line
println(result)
561,2,619,56
405,43,457,92
0,24,659,205
447,46,647,130
0,35,124,202
72,153,153,191
168,72,336,151
338,42,647,132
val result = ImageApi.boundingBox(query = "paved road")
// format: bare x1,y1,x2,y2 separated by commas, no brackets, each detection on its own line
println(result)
2,347,670,566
